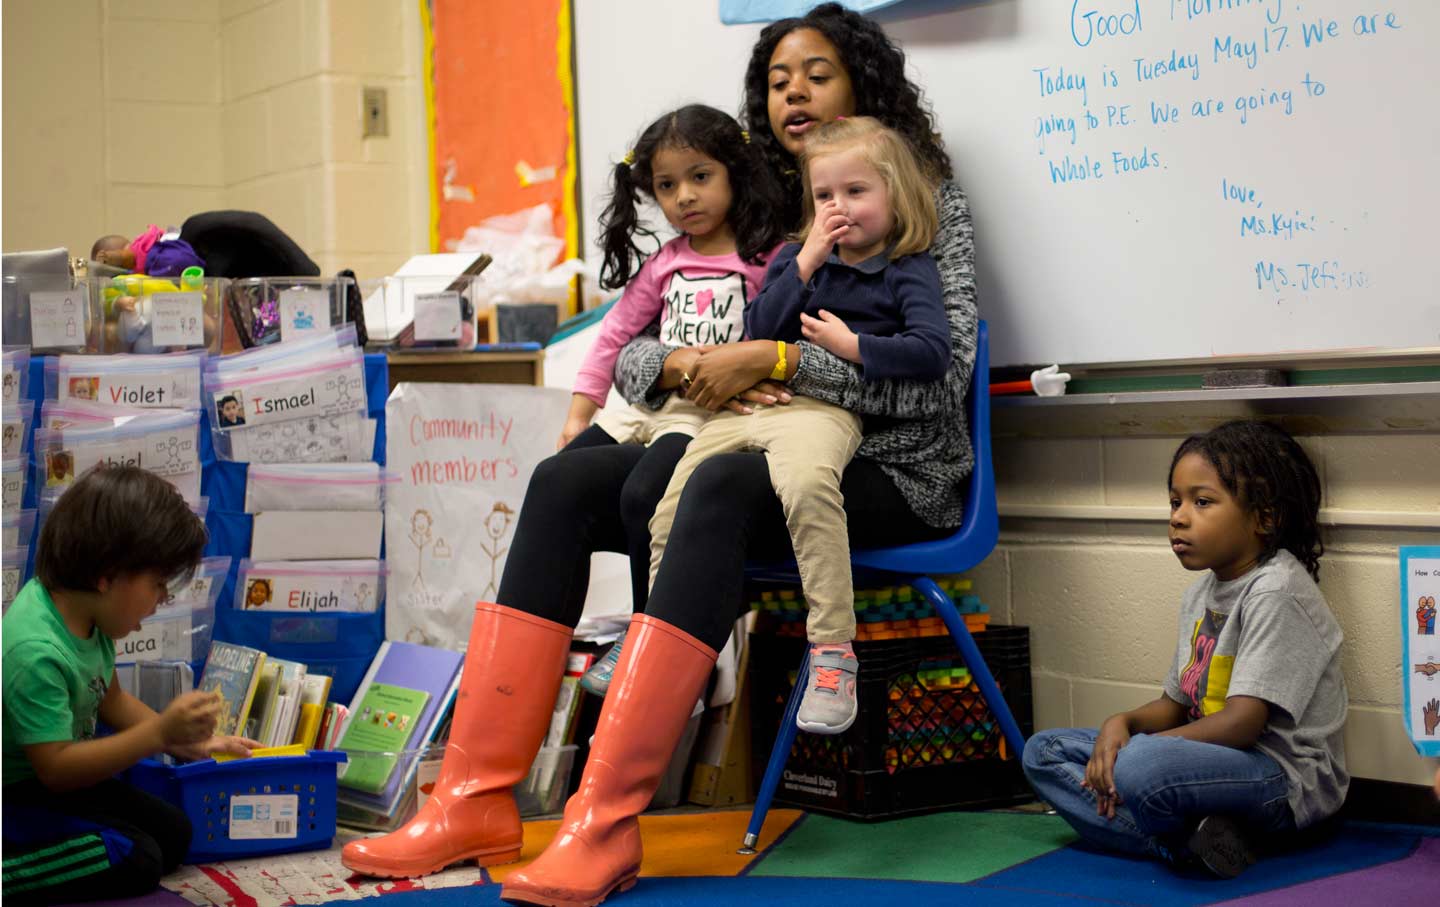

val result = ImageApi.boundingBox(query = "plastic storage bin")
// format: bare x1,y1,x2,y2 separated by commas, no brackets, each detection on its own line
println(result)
90,274,229,354
517,744,579,817
227,276,356,347
1,274,101,353
359,273,482,350
126,750,347,862
748,625,1034,821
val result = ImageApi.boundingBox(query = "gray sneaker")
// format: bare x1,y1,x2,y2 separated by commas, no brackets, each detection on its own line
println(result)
796,646,859,734
580,630,625,697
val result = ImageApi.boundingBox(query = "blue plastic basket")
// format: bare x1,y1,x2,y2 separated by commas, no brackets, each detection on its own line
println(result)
127,750,347,862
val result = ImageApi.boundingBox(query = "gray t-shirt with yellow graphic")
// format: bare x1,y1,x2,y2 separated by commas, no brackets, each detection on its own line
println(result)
1163,549,1349,828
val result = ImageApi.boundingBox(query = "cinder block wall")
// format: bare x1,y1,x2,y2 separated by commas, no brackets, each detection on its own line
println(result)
968,430,1440,787
219,0,427,279
3,0,428,280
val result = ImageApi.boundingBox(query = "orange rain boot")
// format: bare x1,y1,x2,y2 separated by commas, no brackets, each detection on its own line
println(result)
341,603,571,878
500,614,717,907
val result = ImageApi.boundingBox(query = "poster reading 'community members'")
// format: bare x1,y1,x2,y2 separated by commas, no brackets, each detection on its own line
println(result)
1400,546,1440,757
386,382,570,651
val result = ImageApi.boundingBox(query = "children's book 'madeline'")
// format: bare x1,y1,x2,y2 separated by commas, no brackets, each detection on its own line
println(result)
196,641,266,737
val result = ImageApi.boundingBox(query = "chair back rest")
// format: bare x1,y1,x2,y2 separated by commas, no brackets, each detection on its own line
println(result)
850,319,997,574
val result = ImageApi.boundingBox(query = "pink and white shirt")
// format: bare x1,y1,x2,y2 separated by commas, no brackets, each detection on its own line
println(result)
573,236,775,407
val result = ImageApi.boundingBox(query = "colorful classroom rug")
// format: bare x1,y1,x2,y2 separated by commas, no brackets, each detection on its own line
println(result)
72,809,1437,907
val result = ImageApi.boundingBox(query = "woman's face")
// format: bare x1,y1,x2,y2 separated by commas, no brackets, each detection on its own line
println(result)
766,28,856,159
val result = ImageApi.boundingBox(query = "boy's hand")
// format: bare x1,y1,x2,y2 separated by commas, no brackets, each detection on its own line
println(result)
167,734,263,763
158,691,221,747
167,735,258,762
800,310,861,363
1084,714,1131,819
796,202,850,282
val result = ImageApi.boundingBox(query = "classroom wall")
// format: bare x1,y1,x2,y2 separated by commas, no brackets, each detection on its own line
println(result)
2,0,428,280
969,427,1440,788
2,0,223,262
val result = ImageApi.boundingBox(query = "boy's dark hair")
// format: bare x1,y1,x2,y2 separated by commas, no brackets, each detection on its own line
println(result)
1168,420,1323,581
597,104,786,290
742,2,953,231
36,465,207,592
218,394,239,409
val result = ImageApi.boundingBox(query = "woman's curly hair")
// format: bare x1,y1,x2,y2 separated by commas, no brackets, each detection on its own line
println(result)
1168,420,1324,581
742,2,952,231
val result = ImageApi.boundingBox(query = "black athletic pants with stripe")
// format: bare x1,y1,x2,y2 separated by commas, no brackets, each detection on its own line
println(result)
2,778,191,905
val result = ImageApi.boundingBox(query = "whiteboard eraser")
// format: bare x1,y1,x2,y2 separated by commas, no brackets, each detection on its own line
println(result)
1201,369,1288,389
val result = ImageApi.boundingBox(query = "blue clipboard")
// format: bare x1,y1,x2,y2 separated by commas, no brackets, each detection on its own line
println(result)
1399,545,1440,756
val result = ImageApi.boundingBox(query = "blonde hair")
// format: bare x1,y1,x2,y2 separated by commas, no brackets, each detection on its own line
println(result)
795,116,938,258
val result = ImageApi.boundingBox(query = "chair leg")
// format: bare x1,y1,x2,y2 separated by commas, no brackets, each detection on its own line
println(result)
739,647,810,854
916,577,1027,760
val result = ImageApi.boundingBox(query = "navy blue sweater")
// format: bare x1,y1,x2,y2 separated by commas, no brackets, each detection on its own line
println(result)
744,242,951,383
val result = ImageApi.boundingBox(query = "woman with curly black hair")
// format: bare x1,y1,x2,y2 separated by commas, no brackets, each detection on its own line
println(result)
345,8,980,905
500,7,979,905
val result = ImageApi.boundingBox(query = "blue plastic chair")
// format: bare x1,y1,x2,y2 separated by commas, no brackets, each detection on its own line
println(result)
739,320,1024,852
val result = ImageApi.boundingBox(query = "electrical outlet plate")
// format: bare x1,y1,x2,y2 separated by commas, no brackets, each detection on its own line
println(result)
362,87,388,138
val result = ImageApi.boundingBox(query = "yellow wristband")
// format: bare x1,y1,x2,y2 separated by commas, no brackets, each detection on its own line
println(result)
769,341,787,381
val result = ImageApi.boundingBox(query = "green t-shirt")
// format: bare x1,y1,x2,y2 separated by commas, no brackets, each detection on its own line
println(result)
2,578,116,785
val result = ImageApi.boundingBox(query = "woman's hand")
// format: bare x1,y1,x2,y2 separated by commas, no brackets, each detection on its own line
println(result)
660,347,705,392
1084,714,1131,819
719,379,793,415
685,341,779,411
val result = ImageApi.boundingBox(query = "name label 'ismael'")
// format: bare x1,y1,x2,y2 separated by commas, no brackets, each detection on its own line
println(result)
252,388,316,415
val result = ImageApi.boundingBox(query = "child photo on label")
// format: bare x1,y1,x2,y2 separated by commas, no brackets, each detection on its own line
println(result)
44,449,75,487
68,376,99,400
244,577,273,609
216,391,247,427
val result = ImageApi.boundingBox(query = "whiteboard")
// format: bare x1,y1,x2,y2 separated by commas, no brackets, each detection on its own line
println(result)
574,0,1440,368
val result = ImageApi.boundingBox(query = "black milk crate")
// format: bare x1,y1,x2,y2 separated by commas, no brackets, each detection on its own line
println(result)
749,625,1034,821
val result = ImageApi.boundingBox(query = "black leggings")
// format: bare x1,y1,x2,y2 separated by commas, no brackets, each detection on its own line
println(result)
498,428,949,654
497,424,690,622
2,778,191,905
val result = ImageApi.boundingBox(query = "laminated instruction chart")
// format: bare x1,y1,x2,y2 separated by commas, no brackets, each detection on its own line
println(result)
1400,546,1440,757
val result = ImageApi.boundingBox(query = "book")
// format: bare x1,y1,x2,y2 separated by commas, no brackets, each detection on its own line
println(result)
266,659,309,746
244,661,282,742
315,702,348,751
337,682,430,793
337,641,464,817
291,673,333,748
544,651,594,748
196,641,267,738
212,743,307,764
136,660,194,714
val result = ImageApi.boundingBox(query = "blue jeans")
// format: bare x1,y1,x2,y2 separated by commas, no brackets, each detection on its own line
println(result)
1022,728,1296,860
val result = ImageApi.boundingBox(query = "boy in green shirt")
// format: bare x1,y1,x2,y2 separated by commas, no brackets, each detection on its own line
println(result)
2,466,257,905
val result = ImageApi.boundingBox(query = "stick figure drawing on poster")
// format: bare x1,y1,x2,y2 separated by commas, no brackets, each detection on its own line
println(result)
409,509,433,600
479,501,515,600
